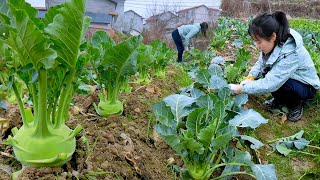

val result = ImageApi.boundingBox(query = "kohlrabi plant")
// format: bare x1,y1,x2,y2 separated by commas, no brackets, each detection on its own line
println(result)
0,0,90,167
135,43,154,84
150,39,173,78
154,64,277,180
89,31,142,117
224,48,251,83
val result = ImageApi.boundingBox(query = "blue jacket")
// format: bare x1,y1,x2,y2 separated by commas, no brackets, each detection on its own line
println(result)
242,28,320,94
177,23,201,46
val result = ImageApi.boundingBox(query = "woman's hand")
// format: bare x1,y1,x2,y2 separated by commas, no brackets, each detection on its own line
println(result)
184,46,189,52
240,76,254,85
229,84,242,94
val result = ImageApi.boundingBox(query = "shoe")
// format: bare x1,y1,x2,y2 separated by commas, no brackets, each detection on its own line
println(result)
262,98,280,111
288,103,303,122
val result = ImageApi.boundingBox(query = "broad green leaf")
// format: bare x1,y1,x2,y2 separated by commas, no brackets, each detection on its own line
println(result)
275,143,292,156
42,4,63,25
211,56,225,65
7,9,57,69
270,130,309,152
228,148,251,164
208,63,223,77
154,124,183,154
0,13,10,24
190,88,205,99
91,30,115,48
0,1,12,20
240,135,264,149
45,0,86,69
197,122,216,148
9,0,44,30
229,109,268,129
250,164,277,180
196,69,211,87
210,75,228,90
232,38,243,48
103,35,141,77
196,94,214,111
293,138,309,150
218,87,231,102
234,94,248,107
153,101,174,128
163,94,195,122
81,16,91,40
181,137,205,154
186,108,206,134
180,85,204,99
211,100,227,123
211,128,235,150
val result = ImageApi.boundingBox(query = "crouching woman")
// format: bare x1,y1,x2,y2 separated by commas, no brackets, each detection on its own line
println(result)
230,11,320,122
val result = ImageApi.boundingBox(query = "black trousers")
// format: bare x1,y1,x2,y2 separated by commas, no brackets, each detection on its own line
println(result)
172,29,184,62
272,79,317,107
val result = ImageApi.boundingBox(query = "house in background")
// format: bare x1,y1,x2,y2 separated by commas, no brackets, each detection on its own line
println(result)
123,10,143,36
29,0,126,31
144,11,179,34
177,4,221,26
144,4,221,33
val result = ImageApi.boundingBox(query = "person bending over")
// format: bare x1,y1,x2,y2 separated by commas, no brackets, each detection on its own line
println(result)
171,22,208,62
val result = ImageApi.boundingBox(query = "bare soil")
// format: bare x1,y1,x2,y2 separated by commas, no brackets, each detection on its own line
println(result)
0,67,182,180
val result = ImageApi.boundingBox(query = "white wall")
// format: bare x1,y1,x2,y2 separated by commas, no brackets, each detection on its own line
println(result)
25,0,46,7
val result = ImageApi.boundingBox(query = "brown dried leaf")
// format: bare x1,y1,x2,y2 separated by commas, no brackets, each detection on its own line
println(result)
280,113,287,124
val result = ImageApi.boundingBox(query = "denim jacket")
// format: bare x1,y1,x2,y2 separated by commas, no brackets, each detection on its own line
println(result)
177,23,201,46
242,28,320,94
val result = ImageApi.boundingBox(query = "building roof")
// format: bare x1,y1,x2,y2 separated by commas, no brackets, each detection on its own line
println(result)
124,10,143,18
178,4,221,13
145,11,177,22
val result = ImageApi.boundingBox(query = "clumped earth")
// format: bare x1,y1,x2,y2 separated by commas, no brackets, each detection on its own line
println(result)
0,66,183,179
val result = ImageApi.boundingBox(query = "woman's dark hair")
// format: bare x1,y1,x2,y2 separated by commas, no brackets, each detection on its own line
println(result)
200,22,209,37
248,11,289,46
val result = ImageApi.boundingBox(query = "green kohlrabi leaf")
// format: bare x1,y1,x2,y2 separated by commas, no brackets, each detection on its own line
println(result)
42,4,63,26
250,164,277,180
270,130,309,154
103,35,141,77
229,109,268,129
196,94,215,111
293,138,309,150
154,124,183,154
218,87,231,102
211,126,236,150
45,0,88,69
186,108,207,135
233,94,248,107
153,101,175,128
181,136,205,154
91,30,115,48
210,75,228,90
163,94,195,123
211,100,227,123
208,63,223,77
196,69,211,87
211,56,225,66
239,135,264,149
275,143,292,156
197,121,216,148
7,9,57,69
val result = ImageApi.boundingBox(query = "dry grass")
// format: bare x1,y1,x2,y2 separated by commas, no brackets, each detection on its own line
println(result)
221,0,320,19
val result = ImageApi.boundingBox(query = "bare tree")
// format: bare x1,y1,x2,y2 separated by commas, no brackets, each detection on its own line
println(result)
142,0,181,45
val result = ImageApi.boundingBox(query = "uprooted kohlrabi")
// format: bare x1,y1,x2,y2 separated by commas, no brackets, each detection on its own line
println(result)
0,0,90,167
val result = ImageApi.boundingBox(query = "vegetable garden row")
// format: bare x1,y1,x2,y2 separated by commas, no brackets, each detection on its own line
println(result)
0,0,320,179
